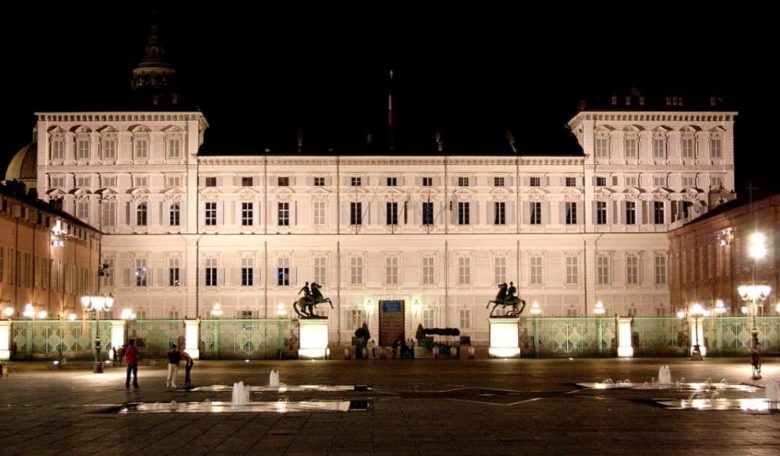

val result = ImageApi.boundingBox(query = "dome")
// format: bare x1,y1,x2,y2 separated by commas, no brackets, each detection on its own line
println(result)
4,142,37,188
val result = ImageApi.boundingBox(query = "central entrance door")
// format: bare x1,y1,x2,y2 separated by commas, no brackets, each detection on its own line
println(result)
379,300,405,347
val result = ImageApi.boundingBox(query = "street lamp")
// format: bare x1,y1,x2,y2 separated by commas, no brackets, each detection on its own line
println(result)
81,294,114,373
210,303,223,318
677,303,708,360
121,307,136,343
738,229,770,379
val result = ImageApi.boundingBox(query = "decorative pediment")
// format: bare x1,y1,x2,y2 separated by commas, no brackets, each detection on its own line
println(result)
97,125,118,134
594,187,615,201
562,188,583,201
72,188,92,199
129,188,150,201
96,188,118,200
524,188,549,201
47,188,67,199
200,187,221,202
128,124,151,133
490,188,511,202
273,187,294,202
383,188,407,203
452,188,475,202
237,187,259,202
162,187,184,201
311,188,332,201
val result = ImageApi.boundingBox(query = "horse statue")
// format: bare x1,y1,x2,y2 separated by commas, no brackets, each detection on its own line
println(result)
486,282,526,317
293,282,334,318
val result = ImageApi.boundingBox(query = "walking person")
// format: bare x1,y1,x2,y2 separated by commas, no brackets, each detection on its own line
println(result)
124,339,140,389
183,350,194,388
166,344,182,389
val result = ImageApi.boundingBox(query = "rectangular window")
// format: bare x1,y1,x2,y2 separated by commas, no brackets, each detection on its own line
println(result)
682,176,696,187
655,255,667,285
242,202,254,226
166,176,182,187
77,140,90,160
205,267,217,286
494,202,505,225
278,177,289,186
530,202,542,225
242,177,253,187
386,257,398,284
102,200,116,227
102,176,117,188
350,202,362,225
386,202,398,225
595,137,609,157
134,138,148,159
314,177,325,186
626,255,639,285
530,177,541,187
458,177,469,187
458,202,470,225
653,201,665,224
136,202,148,226
386,177,397,186
625,201,636,225
653,138,666,159
314,257,326,285
458,257,470,284
205,202,217,226
565,177,577,187
596,201,607,225
597,256,609,285
351,177,362,186
423,308,435,329
710,137,722,159
50,176,66,188
422,256,434,285
494,177,505,187
624,176,638,187
169,203,180,226
278,202,289,226
350,257,363,285
565,202,577,225
624,138,637,158
313,201,326,225
494,256,506,285
134,176,148,187
76,200,89,220
241,257,254,286
459,309,471,329
566,256,578,284
653,176,666,187
102,140,116,160
681,137,695,158
205,177,217,187
277,267,290,286
711,176,724,188
422,202,434,225
169,258,180,287
135,259,148,287
51,140,64,160
422,177,433,187
167,138,180,159
530,256,542,285
596,176,607,187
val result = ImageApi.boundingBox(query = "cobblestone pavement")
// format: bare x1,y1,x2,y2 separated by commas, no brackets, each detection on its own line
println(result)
0,356,779,455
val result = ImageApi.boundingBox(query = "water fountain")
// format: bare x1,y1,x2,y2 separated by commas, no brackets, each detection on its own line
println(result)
232,381,249,406
658,365,672,384
766,380,779,401
269,370,279,387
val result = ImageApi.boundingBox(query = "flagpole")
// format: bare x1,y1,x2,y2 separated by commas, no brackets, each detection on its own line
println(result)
388,69,394,152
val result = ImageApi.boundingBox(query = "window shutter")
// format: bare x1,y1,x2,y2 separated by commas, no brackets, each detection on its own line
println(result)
156,268,163,286
124,268,131,286
543,202,550,225
254,267,260,287
292,201,298,226
472,201,479,225
219,268,226,286
180,268,186,286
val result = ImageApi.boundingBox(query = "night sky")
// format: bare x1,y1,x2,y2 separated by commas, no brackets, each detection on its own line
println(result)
1,4,774,194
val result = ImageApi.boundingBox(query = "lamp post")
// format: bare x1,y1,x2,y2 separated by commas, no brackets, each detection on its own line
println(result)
738,284,770,378
677,303,708,360
81,294,114,373
121,307,136,343
594,301,606,355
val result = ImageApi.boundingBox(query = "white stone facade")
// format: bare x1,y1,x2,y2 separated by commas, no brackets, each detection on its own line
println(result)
32,109,736,344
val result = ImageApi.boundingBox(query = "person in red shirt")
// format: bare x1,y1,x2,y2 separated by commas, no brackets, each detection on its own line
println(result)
124,339,140,389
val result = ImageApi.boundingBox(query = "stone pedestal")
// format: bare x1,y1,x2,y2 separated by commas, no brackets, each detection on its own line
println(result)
298,318,329,359
0,320,11,360
488,317,521,358
617,317,634,357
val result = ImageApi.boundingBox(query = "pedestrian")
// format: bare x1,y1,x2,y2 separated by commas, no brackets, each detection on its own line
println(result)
369,339,377,358
166,343,181,389
183,350,194,388
124,339,140,389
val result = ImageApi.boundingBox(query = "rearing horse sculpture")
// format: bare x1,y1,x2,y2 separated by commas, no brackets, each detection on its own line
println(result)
293,282,334,317
486,282,526,317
